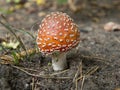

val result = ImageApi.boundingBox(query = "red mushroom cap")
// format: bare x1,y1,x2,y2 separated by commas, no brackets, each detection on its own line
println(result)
36,12,80,54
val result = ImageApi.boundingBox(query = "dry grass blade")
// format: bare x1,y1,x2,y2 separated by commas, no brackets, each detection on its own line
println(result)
32,77,35,90
18,36,28,55
75,80,78,90
74,62,83,90
0,14,9,23
85,66,99,76
80,75,85,90
0,21,17,40
21,67,39,72
73,66,80,82
75,75,83,90
16,28,35,40
30,20,40,32
73,61,82,82
50,69,69,76
11,65,72,79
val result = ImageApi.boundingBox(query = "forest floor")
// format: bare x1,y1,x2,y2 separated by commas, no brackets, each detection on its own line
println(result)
0,0,120,90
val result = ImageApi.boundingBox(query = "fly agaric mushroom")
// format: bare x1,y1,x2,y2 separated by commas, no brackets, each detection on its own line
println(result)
36,12,80,71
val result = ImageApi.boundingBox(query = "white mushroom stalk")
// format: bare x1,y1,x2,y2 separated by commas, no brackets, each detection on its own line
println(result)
51,52,67,71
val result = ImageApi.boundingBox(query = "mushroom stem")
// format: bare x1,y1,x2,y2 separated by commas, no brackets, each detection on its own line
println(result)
51,52,68,71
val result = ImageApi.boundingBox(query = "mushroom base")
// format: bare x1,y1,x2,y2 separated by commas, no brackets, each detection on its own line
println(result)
51,52,68,71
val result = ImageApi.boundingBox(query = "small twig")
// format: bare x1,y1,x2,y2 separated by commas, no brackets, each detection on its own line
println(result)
11,65,72,79
73,62,82,82
79,61,83,79
22,67,39,72
85,66,99,76
80,75,85,90
73,66,80,83
75,79,78,90
50,69,69,76
34,80,38,90
76,76,83,83
75,75,83,90
74,62,83,90
32,77,35,90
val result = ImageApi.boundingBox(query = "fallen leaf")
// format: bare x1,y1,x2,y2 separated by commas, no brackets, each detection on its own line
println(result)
2,40,20,49
68,0,83,12
24,2,32,8
36,0,46,5
38,12,46,17
0,55,14,64
104,22,120,31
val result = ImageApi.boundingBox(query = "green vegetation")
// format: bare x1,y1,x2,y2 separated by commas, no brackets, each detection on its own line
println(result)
57,0,67,4
6,0,21,4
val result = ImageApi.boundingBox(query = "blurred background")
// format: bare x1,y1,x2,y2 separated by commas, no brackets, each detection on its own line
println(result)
0,0,120,23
